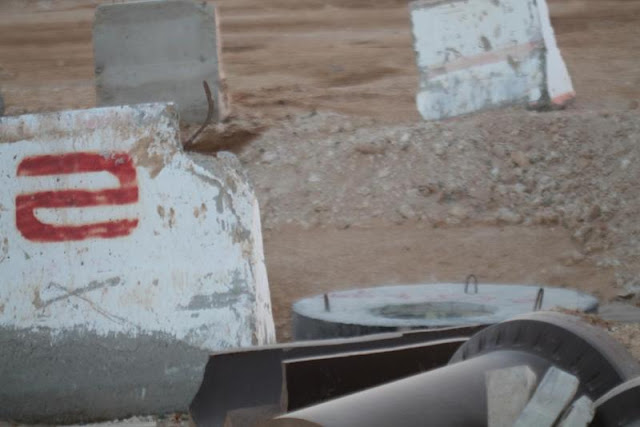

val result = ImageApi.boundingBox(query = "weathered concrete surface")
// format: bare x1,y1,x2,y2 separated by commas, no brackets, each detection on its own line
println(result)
293,283,598,332
486,366,538,427
557,395,594,427
514,367,579,427
94,1,228,123
0,103,274,423
599,302,640,323
410,0,574,120
0,328,208,424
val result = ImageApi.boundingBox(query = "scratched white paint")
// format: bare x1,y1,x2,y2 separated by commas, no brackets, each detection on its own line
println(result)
536,0,575,105
0,103,275,350
410,0,574,120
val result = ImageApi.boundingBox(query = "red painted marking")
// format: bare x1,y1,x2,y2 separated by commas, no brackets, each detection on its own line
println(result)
551,91,576,106
16,152,139,242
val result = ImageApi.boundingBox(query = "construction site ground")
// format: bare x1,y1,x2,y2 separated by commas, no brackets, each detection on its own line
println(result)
1,0,640,379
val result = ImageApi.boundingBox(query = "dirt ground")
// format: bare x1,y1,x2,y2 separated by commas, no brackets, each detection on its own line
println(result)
227,108,640,342
1,0,640,353
1,0,640,118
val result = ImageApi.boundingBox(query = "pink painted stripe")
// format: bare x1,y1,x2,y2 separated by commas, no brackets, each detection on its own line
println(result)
426,41,544,77
551,92,576,105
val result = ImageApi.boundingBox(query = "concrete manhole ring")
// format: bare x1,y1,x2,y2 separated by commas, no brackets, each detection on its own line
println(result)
292,282,599,340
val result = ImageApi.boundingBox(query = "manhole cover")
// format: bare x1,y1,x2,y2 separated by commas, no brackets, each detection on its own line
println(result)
292,282,599,340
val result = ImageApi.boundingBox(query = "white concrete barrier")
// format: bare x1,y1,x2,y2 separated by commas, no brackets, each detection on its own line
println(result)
410,0,574,121
94,0,228,123
0,103,274,423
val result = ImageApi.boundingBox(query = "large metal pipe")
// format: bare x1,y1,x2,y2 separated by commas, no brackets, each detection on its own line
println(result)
190,325,486,426
270,312,640,427
271,350,549,427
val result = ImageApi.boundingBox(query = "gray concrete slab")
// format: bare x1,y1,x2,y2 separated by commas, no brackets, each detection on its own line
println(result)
599,302,640,323
93,0,228,123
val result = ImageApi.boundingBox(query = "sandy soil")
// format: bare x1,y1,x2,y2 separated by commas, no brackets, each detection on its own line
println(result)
1,0,639,343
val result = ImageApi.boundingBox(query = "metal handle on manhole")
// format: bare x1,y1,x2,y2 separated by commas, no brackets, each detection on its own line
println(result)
324,293,331,312
533,288,544,311
465,275,478,294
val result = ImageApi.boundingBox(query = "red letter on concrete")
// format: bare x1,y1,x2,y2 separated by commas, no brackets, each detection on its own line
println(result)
16,152,139,242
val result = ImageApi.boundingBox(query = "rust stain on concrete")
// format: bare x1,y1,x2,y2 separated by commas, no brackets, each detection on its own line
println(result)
129,136,164,178
193,203,208,219
32,288,43,309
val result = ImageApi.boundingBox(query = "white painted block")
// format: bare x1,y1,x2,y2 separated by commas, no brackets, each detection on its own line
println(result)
0,103,274,422
410,0,574,120
486,365,538,427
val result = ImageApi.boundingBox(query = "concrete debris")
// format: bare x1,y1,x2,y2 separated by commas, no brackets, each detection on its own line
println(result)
514,367,579,427
496,207,523,224
511,151,531,168
557,396,595,427
599,302,640,323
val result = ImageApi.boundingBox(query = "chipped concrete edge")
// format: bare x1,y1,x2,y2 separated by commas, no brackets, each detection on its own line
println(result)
409,0,469,12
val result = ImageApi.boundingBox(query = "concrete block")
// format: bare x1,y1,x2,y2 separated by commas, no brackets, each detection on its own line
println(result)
514,367,579,427
410,0,574,121
94,0,228,124
486,365,538,427
0,103,274,423
557,395,595,427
